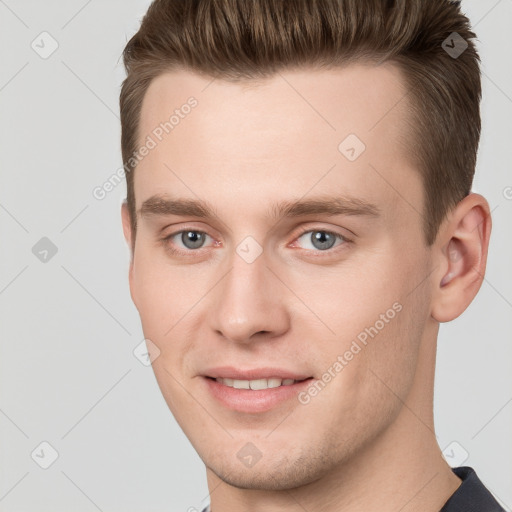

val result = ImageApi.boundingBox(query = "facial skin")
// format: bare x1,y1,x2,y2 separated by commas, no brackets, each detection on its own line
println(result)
121,63,491,511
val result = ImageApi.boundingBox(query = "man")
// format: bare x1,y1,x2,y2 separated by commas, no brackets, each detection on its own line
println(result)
119,0,504,510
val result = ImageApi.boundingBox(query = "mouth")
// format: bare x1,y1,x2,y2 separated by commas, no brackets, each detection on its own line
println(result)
206,376,310,390
201,369,314,413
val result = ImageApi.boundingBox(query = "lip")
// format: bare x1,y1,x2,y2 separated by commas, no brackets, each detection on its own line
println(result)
201,367,314,413
202,366,312,381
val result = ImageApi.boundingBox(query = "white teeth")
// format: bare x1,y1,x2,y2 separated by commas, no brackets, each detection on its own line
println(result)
267,378,282,388
233,379,250,389
215,377,299,390
249,379,267,390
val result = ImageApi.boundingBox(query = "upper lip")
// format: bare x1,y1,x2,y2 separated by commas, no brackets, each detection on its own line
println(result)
203,366,312,381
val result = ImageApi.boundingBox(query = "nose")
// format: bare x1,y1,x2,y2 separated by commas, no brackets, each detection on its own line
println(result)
208,247,290,345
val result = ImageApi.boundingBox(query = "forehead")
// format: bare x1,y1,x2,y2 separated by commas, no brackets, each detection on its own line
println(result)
134,63,421,226
139,63,410,146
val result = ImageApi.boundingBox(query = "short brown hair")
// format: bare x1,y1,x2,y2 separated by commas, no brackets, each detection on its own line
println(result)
120,0,481,249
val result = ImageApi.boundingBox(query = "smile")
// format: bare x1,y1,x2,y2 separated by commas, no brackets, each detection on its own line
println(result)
213,377,302,390
203,373,314,413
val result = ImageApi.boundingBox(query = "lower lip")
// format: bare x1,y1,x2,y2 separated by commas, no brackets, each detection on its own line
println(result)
203,377,314,413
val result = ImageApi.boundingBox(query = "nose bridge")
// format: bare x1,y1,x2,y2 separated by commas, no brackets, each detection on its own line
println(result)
210,243,288,343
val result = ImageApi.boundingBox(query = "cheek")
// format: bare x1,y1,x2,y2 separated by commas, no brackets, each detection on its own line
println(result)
149,361,197,439
360,259,432,406
297,295,426,456
293,257,406,347
132,248,207,330
310,250,429,406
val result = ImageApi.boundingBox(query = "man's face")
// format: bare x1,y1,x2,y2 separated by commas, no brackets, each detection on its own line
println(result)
123,64,436,489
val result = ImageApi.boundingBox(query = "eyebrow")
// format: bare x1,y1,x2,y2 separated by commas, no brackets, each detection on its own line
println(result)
138,194,381,222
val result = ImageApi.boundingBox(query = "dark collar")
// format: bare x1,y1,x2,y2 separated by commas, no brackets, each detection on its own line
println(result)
440,466,505,511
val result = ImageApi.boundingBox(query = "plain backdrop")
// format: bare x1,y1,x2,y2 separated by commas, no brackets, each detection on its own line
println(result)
0,1,511,511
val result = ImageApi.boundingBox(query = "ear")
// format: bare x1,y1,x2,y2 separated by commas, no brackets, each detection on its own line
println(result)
121,201,138,310
431,193,492,323
121,200,134,260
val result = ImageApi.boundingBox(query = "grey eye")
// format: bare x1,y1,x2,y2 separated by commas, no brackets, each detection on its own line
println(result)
310,231,336,250
298,230,340,251
181,231,207,249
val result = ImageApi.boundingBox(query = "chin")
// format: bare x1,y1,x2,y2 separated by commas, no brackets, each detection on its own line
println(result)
205,453,331,491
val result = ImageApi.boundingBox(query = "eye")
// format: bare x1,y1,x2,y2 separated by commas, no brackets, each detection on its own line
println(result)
294,228,348,252
160,226,350,257
162,229,214,253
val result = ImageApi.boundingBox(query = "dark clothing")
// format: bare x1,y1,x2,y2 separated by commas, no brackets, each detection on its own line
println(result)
440,466,506,511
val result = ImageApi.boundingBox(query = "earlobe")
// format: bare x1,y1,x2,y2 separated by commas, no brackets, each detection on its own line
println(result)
431,193,492,323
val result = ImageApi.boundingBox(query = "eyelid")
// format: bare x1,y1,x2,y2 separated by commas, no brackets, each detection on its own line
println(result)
292,225,351,240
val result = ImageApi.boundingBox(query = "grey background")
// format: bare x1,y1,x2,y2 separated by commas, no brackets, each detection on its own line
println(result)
0,1,511,511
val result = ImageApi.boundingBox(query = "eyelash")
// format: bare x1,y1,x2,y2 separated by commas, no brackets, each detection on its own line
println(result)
160,225,352,258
